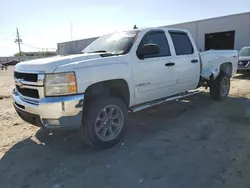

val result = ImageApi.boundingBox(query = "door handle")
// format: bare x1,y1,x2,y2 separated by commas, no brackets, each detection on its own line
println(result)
191,59,198,63
165,62,175,66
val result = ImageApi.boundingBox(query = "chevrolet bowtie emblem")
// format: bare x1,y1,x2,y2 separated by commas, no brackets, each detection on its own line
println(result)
15,79,24,88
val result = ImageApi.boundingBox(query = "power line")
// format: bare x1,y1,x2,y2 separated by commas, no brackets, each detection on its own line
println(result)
22,43,41,49
22,43,56,50
12,28,56,52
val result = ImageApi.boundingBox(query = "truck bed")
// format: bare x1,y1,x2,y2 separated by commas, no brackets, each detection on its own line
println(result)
200,50,238,80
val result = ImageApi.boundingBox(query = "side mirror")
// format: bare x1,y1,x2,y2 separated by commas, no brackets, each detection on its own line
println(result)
137,44,160,59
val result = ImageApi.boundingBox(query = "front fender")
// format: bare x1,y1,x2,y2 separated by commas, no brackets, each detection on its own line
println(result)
70,63,134,106
75,63,132,91
54,56,135,106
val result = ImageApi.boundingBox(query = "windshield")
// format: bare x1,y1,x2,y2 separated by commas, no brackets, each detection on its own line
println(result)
83,31,139,55
239,48,250,56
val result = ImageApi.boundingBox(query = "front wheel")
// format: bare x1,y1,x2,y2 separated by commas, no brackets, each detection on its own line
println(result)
79,97,128,149
210,72,230,101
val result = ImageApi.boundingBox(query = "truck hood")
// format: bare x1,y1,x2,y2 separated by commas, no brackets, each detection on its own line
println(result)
15,53,105,73
239,56,250,61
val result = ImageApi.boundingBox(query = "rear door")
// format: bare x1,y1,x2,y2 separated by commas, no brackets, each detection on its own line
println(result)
168,31,200,92
133,30,179,104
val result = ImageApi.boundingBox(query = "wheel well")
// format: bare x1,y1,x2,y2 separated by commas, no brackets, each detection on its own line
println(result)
84,79,130,107
220,62,232,77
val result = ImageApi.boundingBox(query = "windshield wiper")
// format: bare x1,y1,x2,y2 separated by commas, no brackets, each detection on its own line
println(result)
84,50,121,56
88,50,107,53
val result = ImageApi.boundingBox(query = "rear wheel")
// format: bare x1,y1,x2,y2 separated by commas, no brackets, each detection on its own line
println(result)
210,72,230,101
79,97,127,149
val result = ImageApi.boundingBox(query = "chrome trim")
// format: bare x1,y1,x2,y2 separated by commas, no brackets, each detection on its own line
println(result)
37,74,45,85
14,73,44,86
14,70,45,74
15,79,24,88
15,84,45,99
131,90,200,112
13,91,84,130
20,96,39,105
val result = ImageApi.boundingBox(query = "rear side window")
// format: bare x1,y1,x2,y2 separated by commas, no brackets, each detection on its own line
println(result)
170,32,194,55
139,32,171,58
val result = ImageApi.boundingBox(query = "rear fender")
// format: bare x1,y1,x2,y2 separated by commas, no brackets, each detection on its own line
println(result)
201,62,232,80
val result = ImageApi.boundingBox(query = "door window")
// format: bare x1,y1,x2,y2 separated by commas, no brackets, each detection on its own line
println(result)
138,32,171,58
170,32,194,55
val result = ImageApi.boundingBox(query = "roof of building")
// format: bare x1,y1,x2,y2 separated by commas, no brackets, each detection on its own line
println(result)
57,36,99,45
57,12,250,44
162,11,250,27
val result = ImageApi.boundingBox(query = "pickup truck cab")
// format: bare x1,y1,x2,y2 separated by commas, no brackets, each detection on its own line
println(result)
13,27,238,148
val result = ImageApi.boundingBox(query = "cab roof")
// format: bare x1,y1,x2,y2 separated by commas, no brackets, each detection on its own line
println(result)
126,27,190,34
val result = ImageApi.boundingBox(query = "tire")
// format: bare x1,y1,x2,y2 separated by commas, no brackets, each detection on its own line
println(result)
79,97,128,149
210,72,230,101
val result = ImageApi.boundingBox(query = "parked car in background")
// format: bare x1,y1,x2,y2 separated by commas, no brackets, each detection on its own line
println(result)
238,47,250,70
0,63,7,70
13,27,238,148
4,60,20,66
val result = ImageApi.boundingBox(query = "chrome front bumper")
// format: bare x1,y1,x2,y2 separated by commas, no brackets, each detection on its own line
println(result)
12,90,84,130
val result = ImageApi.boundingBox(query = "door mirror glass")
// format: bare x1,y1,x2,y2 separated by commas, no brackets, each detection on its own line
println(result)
137,44,160,59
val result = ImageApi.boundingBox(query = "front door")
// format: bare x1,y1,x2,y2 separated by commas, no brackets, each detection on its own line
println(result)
133,31,178,104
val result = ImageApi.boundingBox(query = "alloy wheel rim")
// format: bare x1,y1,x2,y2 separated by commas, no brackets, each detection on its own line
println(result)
220,77,229,97
95,105,124,142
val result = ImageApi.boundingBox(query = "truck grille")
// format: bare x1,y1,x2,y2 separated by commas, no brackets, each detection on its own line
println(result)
14,72,38,82
16,85,39,99
238,60,249,67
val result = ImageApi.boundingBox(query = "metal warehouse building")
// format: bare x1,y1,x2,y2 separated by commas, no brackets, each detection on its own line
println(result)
164,12,250,51
57,37,98,55
57,12,250,55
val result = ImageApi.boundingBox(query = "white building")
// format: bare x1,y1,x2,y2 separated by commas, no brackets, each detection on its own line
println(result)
57,37,98,55
164,12,250,51
57,12,250,55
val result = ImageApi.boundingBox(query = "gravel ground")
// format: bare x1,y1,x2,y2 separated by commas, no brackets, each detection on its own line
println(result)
1,67,250,188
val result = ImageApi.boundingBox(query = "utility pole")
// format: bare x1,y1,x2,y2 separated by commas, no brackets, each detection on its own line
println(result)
70,22,73,42
14,28,22,56
70,22,73,54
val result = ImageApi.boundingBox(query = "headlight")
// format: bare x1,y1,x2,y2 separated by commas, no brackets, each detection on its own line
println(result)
45,72,77,96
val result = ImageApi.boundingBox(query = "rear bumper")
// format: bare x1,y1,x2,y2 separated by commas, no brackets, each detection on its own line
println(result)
12,89,84,130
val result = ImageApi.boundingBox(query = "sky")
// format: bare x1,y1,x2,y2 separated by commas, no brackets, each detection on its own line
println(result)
0,0,250,56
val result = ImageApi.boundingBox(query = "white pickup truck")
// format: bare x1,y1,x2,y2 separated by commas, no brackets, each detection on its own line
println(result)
13,27,238,148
